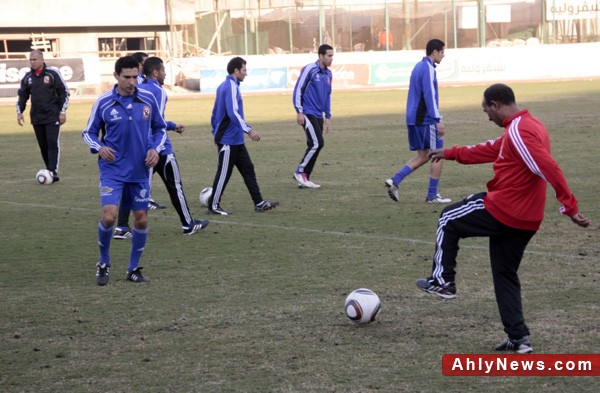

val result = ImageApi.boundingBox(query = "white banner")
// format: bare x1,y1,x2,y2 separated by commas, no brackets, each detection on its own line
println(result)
546,0,600,20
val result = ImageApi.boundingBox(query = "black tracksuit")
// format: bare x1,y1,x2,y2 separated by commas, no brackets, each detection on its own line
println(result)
17,63,69,174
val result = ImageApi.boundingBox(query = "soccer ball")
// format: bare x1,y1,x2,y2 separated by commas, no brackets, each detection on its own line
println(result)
344,288,381,324
36,169,53,185
199,187,213,206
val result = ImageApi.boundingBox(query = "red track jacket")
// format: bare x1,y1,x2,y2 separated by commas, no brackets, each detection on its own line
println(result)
444,109,579,231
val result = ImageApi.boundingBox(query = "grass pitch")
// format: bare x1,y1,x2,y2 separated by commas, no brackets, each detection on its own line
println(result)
0,81,598,392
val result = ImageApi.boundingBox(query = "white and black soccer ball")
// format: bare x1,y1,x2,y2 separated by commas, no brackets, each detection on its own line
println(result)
199,187,213,207
344,288,381,324
36,169,53,185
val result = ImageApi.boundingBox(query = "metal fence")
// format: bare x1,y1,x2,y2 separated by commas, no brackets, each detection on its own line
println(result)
191,0,600,55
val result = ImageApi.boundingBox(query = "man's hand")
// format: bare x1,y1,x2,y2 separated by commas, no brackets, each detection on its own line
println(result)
59,113,67,125
428,148,445,163
324,118,331,133
296,112,305,126
570,212,591,228
174,124,185,134
145,149,159,167
17,113,24,126
98,146,116,162
248,129,261,142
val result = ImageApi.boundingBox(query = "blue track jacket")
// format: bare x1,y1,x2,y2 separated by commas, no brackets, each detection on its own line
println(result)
82,85,167,182
293,60,332,119
139,78,176,156
405,57,442,126
211,75,251,146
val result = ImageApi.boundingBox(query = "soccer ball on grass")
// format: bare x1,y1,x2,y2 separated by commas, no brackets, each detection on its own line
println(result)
344,288,381,324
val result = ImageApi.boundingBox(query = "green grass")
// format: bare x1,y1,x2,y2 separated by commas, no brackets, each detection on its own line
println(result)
1,80,599,392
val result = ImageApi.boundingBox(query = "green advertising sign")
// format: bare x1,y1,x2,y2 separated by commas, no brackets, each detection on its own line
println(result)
369,62,415,85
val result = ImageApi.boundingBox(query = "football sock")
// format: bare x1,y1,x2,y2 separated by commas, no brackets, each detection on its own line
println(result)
98,221,113,265
427,178,440,199
128,227,148,273
392,165,413,186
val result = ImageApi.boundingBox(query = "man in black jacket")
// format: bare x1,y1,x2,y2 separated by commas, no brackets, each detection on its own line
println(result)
17,50,70,183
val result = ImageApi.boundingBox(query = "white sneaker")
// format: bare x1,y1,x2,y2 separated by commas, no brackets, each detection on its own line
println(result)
293,172,311,188
385,179,399,202
426,194,452,204
295,172,321,188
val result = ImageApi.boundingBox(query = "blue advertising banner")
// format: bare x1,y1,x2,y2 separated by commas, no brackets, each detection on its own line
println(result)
200,67,287,92
243,67,287,90
199,69,228,92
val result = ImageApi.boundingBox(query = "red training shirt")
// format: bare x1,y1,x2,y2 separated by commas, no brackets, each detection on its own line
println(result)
444,109,579,231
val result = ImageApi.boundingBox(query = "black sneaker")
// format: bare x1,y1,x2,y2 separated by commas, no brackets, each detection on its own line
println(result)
183,219,209,235
113,227,132,240
206,205,229,216
416,277,456,299
255,200,279,212
96,263,110,286
126,267,150,283
495,336,533,354
51,172,60,183
148,199,166,210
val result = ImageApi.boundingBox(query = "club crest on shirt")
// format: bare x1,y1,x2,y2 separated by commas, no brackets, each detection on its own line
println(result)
143,106,150,119
44,75,51,84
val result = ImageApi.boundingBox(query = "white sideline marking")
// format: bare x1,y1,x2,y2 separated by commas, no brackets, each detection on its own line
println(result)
0,200,596,261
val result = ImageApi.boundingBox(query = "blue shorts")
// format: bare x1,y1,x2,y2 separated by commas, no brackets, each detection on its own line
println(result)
99,179,150,211
407,124,444,151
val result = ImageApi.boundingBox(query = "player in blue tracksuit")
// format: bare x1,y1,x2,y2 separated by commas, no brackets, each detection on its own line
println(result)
385,39,451,204
292,44,333,189
206,56,278,215
130,51,164,210
82,56,167,286
114,57,209,237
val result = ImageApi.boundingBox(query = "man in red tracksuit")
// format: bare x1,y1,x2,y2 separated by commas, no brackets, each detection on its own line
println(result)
416,83,590,353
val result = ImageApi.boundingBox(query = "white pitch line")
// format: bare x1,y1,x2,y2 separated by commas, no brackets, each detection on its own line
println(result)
0,200,596,261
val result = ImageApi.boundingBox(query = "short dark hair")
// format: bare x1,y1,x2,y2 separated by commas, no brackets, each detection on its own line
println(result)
131,52,148,65
483,83,516,106
143,57,163,76
114,56,139,75
425,39,445,56
318,44,333,56
227,57,246,75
